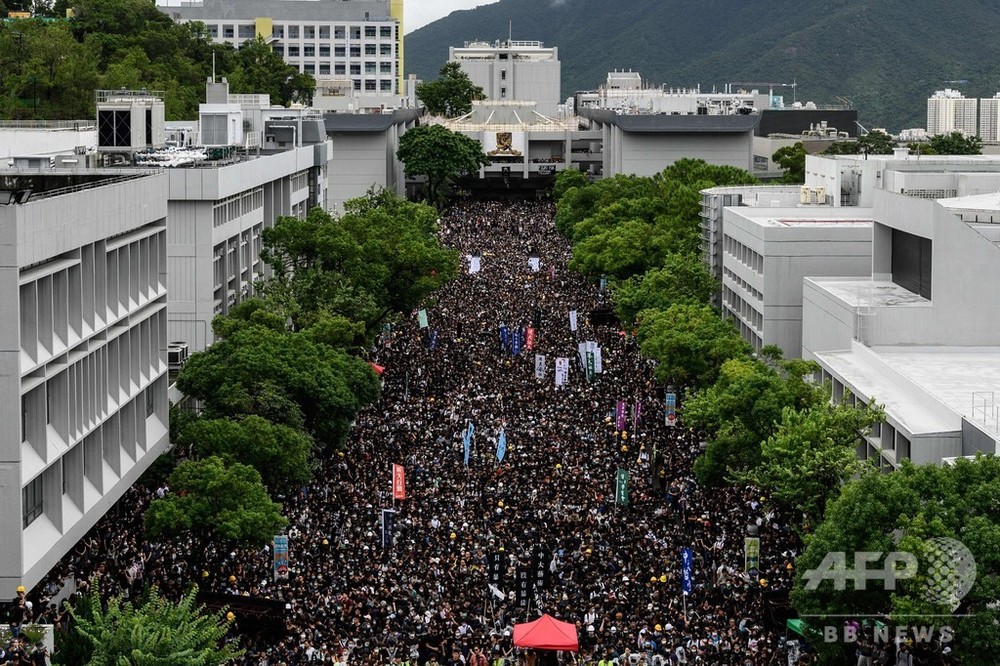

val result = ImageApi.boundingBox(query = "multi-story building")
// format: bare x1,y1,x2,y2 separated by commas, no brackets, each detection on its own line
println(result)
449,40,561,117
158,0,405,97
926,89,977,137
0,170,171,599
979,93,1000,142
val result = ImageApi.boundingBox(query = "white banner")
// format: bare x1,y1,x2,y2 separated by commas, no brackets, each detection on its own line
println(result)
555,357,569,386
569,310,578,331
534,354,546,379
468,255,481,274
577,342,587,368
529,257,540,272
593,346,603,374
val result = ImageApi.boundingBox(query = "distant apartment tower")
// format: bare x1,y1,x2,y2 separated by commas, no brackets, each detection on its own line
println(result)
979,93,1000,141
449,40,561,116
158,0,405,96
0,171,170,599
927,89,977,136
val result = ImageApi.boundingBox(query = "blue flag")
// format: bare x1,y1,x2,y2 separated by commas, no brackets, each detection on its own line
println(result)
429,329,438,350
512,328,522,356
496,429,507,463
681,547,694,596
500,326,509,352
463,421,475,466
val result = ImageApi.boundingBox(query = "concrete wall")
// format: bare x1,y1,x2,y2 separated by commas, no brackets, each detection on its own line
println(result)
0,128,96,159
801,278,859,359
328,132,393,214
615,131,753,177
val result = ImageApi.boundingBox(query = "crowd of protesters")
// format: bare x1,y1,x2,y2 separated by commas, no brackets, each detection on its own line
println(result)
14,197,826,664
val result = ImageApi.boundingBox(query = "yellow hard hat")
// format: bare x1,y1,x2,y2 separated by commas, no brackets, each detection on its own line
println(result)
322,539,329,546
556,463,562,469
659,575,667,583
226,612,235,621
228,575,236,583
16,586,25,593
585,548,592,554
202,571,209,578
650,576,657,583
622,431,628,440
498,500,504,507
450,532,457,539
621,445,628,452
655,624,662,632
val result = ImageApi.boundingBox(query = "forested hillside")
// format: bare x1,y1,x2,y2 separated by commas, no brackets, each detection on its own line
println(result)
406,0,1000,130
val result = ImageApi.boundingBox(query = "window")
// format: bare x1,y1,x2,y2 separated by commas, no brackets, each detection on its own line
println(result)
288,45,300,57
272,44,284,56
304,63,315,74
304,25,315,39
288,25,299,39
365,44,376,55
273,25,284,38
350,45,361,57
380,62,392,74
238,24,255,39
207,24,218,38
146,388,155,417
500,87,507,98
365,26,376,38
350,63,361,75
335,63,346,75
320,45,330,57
223,25,234,38
23,476,43,528
365,61,376,74
21,398,27,442
334,26,345,39
380,44,393,56
304,45,315,57
319,26,330,39
380,26,392,38
353,80,361,91
335,46,346,57
501,69,507,81
380,79,393,92
351,27,361,40
365,79,376,91
319,63,330,75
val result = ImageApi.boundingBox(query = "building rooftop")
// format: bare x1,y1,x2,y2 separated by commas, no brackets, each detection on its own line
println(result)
818,345,1000,440
579,108,760,133
806,277,930,308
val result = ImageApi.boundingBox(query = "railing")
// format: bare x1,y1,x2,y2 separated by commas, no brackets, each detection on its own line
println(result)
0,120,95,129
95,89,165,104
971,392,1000,435
10,171,161,202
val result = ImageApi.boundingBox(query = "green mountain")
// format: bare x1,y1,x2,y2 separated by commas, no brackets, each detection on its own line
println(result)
404,0,1000,131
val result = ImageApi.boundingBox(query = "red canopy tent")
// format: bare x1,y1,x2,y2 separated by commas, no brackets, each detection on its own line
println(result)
367,361,385,375
513,614,579,652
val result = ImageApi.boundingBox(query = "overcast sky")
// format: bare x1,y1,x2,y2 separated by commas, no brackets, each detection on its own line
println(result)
406,0,501,33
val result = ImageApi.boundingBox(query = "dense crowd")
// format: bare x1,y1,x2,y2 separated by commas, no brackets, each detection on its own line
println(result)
14,198,811,664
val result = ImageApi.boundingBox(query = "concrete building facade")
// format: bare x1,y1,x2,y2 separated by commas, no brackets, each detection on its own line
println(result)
450,40,561,117
979,93,1000,142
159,0,405,96
0,171,170,599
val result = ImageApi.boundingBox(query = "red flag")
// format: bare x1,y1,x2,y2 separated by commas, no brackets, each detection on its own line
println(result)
392,464,406,500
368,361,385,375
526,327,536,350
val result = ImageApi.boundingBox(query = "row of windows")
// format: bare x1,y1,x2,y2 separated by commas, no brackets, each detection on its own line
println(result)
273,44,395,58
723,266,763,302
213,187,264,228
213,226,265,315
20,229,166,369
209,24,395,41
722,285,763,335
23,379,165,529
723,235,763,275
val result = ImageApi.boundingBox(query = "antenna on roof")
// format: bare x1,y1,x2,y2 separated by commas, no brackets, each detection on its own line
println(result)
508,20,512,45
212,52,216,83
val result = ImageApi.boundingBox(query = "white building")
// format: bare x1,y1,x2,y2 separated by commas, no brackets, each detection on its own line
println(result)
0,170,170,599
0,121,96,161
926,89,977,137
449,40,561,117
979,93,1000,142
159,0,405,98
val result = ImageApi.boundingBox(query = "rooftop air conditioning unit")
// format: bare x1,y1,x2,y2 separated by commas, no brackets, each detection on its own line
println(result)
168,342,189,371
800,185,810,204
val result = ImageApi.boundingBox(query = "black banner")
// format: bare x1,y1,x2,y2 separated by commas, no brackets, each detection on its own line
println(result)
515,565,532,607
381,509,396,549
533,549,551,590
487,552,506,586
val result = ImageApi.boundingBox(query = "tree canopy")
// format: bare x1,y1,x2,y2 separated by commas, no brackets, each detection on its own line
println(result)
772,142,806,183
611,255,716,325
397,123,489,206
823,129,896,156
792,456,1000,664
65,582,241,666
636,304,751,387
928,130,982,155
145,456,287,545
415,61,484,118
176,325,380,447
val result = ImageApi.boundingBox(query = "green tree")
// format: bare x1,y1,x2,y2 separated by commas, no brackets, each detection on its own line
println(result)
747,400,881,524
179,416,314,492
928,130,982,155
228,35,314,106
611,253,716,324
823,129,896,156
636,304,751,386
553,167,588,201
415,61,484,117
772,142,807,183
146,456,287,545
793,456,1000,664
64,581,241,666
176,325,380,447
555,174,659,238
260,189,459,338
397,124,489,205
685,356,826,485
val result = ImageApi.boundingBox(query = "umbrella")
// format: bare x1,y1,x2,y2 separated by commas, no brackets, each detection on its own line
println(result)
513,614,579,652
